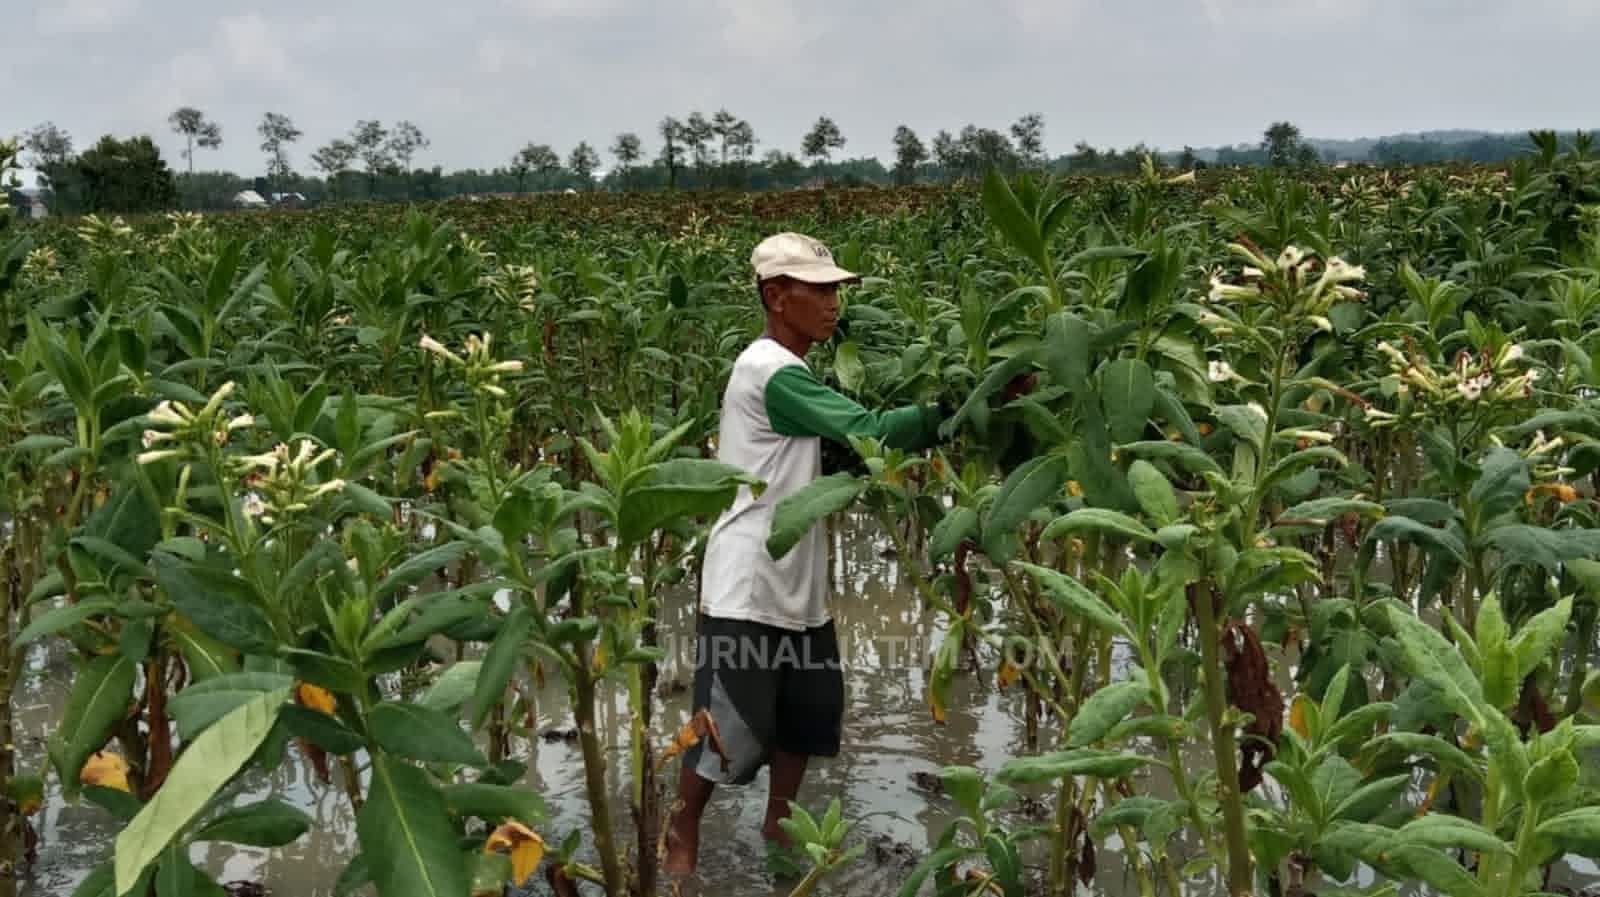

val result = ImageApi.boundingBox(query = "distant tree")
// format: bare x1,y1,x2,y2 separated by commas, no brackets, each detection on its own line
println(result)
931,129,961,180
70,135,178,213
683,112,715,174
892,125,928,186
610,133,642,188
568,141,600,190
527,144,562,189
1010,113,1045,168
711,108,739,166
961,125,1016,175
510,144,537,193
257,113,301,195
168,107,222,177
350,120,391,194
387,121,429,173
728,121,757,162
311,139,358,198
23,123,74,192
1262,121,1311,168
658,117,685,189
1177,145,1199,171
801,117,846,165
764,150,804,184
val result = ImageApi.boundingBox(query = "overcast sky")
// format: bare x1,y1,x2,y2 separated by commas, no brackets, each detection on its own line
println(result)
6,0,1597,177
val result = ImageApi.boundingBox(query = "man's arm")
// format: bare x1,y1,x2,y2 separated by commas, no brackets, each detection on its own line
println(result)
764,365,946,452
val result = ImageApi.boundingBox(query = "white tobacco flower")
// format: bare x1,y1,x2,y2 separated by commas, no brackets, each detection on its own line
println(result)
242,493,267,519
148,401,187,426
137,449,184,466
419,334,463,364
1457,379,1484,401
226,414,255,431
1310,315,1334,333
1241,266,1265,280
1501,343,1525,364
1208,360,1236,383
1277,246,1306,269
309,479,347,499
1291,430,1336,444
1364,407,1397,423
486,360,524,374
141,429,171,449
480,383,509,399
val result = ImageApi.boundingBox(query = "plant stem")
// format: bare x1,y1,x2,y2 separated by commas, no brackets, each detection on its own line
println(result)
1194,581,1251,897
572,662,625,897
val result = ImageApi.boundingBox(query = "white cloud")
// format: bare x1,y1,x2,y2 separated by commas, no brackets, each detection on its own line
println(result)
36,0,139,32
217,14,297,84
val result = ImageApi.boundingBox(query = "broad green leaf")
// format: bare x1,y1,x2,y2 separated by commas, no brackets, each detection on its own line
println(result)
441,783,546,824
1538,807,1600,856
834,340,865,394
1117,440,1222,476
357,755,472,897
1524,749,1579,797
1018,562,1131,639
1396,815,1510,855
982,168,1046,274
374,541,470,601
368,702,486,767
194,800,312,847
929,507,978,561
168,673,295,741
1385,846,1483,897
766,473,866,560
1511,597,1573,678
938,766,984,821
1088,796,1167,839
115,688,289,894
153,560,278,655
1127,460,1179,526
49,654,136,800
1100,358,1156,444
170,624,239,684
1042,508,1156,544
1469,447,1530,522
420,661,483,715
1387,606,1485,726
1487,526,1600,574
280,704,365,755
471,608,532,729
983,453,1070,559
1359,732,1481,779
996,748,1146,785
1331,773,1410,822
1216,404,1266,451
1066,680,1147,747
16,598,117,645
1275,498,1384,529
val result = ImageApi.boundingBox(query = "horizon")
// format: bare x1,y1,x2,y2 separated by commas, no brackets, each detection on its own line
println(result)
7,0,1596,179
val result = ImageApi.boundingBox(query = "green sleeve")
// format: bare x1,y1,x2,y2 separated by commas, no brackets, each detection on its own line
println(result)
764,365,945,452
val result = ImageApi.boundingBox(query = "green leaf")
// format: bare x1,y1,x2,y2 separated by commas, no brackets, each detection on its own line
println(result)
49,654,136,800
420,661,483,715
1396,815,1510,855
1100,358,1156,444
996,748,1146,785
929,507,978,561
115,688,289,894
16,598,117,645
1331,773,1410,822
1216,404,1267,450
1117,440,1222,476
441,783,546,824
1067,680,1147,747
766,473,867,561
1538,807,1600,856
618,460,753,546
982,168,1046,274
153,560,278,655
1262,447,1346,492
1042,508,1156,544
1363,517,1468,567
170,624,239,684
1511,597,1573,679
280,704,365,755
1386,606,1485,726
1127,460,1179,526
368,702,486,767
897,845,977,897
983,453,1070,560
1018,562,1131,639
168,673,294,741
938,766,984,820
1487,526,1600,575
194,799,312,847
1469,447,1530,522
1524,749,1579,797
1274,498,1384,529
471,608,531,729
1387,845,1483,897
374,541,469,601
834,340,865,394
1043,311,1090,390
357,755,472,897
1358,732,1482,779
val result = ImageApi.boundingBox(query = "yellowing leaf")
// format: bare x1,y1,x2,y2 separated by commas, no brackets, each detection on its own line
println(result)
930,691,947,725
593,642,607,674
484,819,545,886
296,682,336,715
1066,480,1084,498
1288,694,1312,739
81,751,131,793
997,661,1021,690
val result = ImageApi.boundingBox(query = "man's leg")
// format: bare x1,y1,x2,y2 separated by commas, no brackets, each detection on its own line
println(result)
665,763,715,875
763,750,810,845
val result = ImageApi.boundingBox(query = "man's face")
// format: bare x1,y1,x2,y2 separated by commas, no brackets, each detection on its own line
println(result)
769,278,841,343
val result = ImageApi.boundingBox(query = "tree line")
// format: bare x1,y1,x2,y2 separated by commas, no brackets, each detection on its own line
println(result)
9,109,1579,216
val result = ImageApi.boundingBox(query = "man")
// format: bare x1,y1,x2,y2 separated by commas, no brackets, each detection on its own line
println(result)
663,232,952,876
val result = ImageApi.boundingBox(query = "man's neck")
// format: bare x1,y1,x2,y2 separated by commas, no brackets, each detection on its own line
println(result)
763,321,812,359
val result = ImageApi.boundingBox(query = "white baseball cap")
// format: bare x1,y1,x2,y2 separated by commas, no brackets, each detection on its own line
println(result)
751,232,861,285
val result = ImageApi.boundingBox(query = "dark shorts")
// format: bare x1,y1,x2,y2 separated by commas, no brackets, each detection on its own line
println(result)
684,613,844,785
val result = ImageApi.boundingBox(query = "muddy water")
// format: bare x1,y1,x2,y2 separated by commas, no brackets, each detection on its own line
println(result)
14,523,1600,896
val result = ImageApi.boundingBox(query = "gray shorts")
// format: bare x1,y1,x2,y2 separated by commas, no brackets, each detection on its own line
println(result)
684,613,844,785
